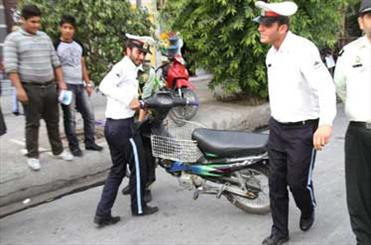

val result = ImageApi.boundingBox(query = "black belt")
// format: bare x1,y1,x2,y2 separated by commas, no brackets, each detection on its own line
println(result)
274,118,319,127
350,121,371,129
22,80,54,86
106,117,134,122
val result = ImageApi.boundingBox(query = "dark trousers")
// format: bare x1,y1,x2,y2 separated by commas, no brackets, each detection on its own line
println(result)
95,118,148,217
268,118,318,236
22,83,63,158
139,121,159,187
345,122,371,245
142,135,156,186
0,105,6,136
61,84,96,151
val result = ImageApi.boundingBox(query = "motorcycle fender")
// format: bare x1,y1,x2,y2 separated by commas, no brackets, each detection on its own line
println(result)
176,79,195,90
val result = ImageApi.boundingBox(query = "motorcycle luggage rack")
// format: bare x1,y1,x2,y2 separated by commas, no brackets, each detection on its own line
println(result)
151,120,205,163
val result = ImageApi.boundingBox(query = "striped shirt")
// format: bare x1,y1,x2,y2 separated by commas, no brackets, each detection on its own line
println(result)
3,28,61,83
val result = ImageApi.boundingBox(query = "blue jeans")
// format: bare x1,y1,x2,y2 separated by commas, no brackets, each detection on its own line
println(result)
61,84,96,150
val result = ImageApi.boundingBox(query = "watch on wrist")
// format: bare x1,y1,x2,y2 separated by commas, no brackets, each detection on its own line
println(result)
85,81,94,88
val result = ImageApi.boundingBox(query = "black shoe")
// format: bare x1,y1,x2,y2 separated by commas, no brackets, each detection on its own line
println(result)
144,189,152,203
121,184,130,195
300,211,315,231
132,205,159,217
86,143,103,151
94,215,121,227
122,185,152,201
262,234,289,245
71,147,83,157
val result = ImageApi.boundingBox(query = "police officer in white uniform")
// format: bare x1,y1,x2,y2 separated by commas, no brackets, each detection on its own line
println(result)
93,34,158,227
254,1,337,244
334,1,371,243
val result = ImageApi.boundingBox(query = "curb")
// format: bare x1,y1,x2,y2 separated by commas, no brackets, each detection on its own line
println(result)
0,75,270,218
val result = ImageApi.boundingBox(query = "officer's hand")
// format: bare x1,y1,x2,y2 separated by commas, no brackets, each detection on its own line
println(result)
17,87,29,104
313,125,332,151
129,98,140,110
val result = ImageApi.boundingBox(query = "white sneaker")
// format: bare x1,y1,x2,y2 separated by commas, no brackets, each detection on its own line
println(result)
27,158,41,171
54,150,74,161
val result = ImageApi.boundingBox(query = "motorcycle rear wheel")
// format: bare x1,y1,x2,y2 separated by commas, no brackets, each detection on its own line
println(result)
224,164,270,214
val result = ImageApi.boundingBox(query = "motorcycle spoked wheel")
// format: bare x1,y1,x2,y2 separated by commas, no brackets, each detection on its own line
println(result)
169,88,198,126
224,164,270,214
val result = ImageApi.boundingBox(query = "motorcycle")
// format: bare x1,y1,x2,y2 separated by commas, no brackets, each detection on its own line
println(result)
137,91,270,214
157,54,199,126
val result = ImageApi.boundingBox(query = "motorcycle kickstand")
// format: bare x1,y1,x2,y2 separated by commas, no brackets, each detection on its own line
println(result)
216,184,227,199
193,179,208,200
193,188,201,200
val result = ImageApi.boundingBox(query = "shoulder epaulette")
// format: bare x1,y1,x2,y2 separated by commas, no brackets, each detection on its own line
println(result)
338,49,344,57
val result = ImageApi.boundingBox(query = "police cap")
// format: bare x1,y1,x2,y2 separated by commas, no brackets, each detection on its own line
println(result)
359,0,371,15
125,33,155,54
253,1,298,25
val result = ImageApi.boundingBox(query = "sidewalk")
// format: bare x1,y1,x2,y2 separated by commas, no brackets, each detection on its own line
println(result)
0,74,270,218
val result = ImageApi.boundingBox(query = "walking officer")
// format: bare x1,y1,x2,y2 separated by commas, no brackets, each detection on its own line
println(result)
94,34,158,227
334,0,371,243
253,1,337,244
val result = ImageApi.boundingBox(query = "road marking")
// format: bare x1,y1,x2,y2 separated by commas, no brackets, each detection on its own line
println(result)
10,139,25,146
10,139,48,152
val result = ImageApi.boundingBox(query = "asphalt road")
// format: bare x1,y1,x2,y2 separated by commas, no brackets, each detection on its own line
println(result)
0,105,355,245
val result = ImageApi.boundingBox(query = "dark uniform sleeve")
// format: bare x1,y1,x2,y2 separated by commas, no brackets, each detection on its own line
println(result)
75,39,87,57
54,39,61,51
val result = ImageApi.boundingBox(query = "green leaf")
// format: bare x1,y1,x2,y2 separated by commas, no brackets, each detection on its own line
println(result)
17,0,154,84
161,0,354,99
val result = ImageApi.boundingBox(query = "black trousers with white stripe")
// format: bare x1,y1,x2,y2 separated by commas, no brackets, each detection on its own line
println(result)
268,118,318,236
95,117,147,217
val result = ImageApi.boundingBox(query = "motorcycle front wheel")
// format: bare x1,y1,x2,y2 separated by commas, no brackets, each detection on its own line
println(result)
169,88,198,126
224,163,270,214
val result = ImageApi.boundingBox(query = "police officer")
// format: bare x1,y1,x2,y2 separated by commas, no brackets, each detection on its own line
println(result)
94,34,158,227
334,1,371,243
121,61,158,203
254,1,337,244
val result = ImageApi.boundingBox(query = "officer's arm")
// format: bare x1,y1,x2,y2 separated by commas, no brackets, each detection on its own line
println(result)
300,46,337,127
333,50,347,103
99,66,136,106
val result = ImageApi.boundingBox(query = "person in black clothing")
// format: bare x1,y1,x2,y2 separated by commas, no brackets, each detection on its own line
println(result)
0,61,6,136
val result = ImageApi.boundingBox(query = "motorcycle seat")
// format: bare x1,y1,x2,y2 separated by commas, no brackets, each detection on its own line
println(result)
192,128,268,158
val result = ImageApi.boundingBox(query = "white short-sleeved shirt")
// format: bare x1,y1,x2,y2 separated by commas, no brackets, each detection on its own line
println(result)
99,56,141,119
266,31,337,126
334,36,371,123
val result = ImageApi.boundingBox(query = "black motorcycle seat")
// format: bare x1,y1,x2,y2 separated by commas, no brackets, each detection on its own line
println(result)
192,128,268,158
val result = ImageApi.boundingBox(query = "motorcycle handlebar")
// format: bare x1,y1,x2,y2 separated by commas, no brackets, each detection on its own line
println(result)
173,97,199,107
140,95,199,109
